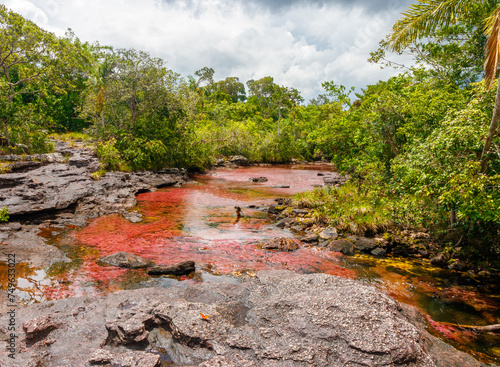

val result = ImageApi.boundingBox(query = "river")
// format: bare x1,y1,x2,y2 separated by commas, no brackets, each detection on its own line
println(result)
4,164,500,364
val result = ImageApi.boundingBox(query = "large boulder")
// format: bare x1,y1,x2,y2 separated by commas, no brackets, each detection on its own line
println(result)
0,271,484,367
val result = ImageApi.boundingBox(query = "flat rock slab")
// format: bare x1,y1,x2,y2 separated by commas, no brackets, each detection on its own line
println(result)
0,271,485,367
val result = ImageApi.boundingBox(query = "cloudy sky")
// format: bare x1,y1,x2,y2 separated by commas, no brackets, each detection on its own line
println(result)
2,0,415,101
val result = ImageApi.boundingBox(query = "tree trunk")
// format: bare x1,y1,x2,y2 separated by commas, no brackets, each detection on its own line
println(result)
480,80,500,173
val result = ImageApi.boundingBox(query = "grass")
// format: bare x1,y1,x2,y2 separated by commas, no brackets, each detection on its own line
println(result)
50,132,93,143
293,182,395,235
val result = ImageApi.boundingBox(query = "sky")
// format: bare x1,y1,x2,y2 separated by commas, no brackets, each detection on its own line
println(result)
2,0,415,101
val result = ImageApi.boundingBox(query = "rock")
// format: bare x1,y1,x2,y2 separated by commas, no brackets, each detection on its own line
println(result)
291,209,308,215
271,185,290,188
0,159,188,216
1,270,476,367
147,260,196,276
328,239,355,255
430,253,448,267
371,247,387,256
276,218,294,228
323,174,348,186
261,237,300,251
319,227,338,240
0,154,23,161
88,349,161,367
215,158,226,166
123,211,143,223
23,314,60,340
478,270,491,278
99,252,154,269
229,155,249,166
448,260,468,271
0,222,21,231
7,161,41,172
301,233,319,243
68,154,91,167
249,176,268,183
267,204,286,214
290,225,305,232
317,172,325,176
347,236,379,253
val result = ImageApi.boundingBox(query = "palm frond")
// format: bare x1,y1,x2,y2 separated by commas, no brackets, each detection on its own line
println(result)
484,4,500,89
387,0,474,52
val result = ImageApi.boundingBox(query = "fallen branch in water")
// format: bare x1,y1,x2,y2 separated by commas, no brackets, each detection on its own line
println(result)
439,322,500,333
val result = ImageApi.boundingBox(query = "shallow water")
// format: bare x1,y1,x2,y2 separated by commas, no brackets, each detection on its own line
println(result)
1,164,499,363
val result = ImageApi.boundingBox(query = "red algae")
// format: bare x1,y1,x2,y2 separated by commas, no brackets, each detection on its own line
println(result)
28,165,500,364
33,165,345,301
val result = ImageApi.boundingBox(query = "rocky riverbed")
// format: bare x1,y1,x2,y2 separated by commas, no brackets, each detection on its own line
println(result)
0,270,488,367
0,145,497,366
0,141,188,267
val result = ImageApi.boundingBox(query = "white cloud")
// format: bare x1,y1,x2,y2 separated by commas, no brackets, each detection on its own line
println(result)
1,0,414,101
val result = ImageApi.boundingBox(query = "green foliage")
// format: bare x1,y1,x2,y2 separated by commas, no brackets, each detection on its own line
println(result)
294,182,394,235
0,207,8,222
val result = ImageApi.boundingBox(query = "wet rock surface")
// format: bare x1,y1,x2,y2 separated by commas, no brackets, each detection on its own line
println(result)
0,271,485,367
146,260,196,276
260,237,300,251
99,252,154,269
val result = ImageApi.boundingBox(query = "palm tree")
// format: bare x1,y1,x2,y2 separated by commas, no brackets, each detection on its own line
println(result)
385,0,500,172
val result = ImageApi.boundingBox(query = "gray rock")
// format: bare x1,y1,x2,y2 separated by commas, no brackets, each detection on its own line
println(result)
371,247,387,256
276,218,294,228
229,155,249,166
301,233,319,243
249,176,268,183
0,271,479,367
147,260,196,275
319,227,338,240
347,236,379,253
7,161,41,172
291,209,308,215
323,174,348,186
328,239,355,255
68,154,90,167
99,252,154,269
0,161,188,216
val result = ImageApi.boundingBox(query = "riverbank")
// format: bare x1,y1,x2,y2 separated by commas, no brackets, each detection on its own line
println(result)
273,182,500,278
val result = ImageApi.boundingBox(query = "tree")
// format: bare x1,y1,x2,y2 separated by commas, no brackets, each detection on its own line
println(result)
0,5,58,145
382,0,500,173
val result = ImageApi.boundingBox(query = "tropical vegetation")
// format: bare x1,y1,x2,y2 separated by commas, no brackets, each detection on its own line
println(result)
0,2,499,266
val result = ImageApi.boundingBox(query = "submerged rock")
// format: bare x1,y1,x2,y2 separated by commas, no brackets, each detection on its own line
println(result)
0,271,482,367
261,237,300,251
147,260,196,275
99,252,154,269
249,176,268,183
